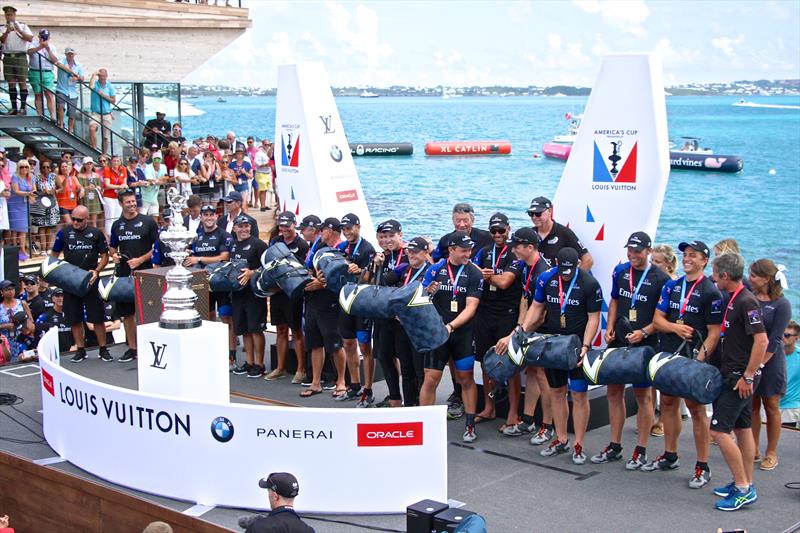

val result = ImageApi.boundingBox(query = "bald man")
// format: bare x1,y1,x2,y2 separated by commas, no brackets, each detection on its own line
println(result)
51,205,112,362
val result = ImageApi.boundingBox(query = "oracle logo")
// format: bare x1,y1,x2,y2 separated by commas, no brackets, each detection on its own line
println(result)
42,368,54,396
357,422,423,447
336,189,358,202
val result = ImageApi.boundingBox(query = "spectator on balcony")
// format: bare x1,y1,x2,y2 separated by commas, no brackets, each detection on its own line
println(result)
0,279,34,362
125,155,145,207
142,151,167,218
102,155,127,235
88,68,116,152
143,111,170,149
187,144,202,174
55,46,84,134
228,147,252,211
55,159,82,225
30,159,59,254
164,141,181,175
97,154,110,172
0,5,33,115
173,157,197,197
0,158,9,238
8,159,36,260
254,140,274,212
169,123,186,144
77,158,102,230
26,29,57,120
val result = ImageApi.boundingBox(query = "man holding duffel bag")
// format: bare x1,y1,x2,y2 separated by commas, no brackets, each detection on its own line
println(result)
592,232,670,470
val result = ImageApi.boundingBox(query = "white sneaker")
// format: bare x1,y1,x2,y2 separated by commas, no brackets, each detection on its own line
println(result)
462,425,477,443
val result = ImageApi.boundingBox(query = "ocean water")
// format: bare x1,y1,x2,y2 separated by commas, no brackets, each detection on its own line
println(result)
183,95,800,312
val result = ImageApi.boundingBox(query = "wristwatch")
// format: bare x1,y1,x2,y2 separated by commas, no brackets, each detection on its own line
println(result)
582,344,591,350
743,375,754,385
640,329,649,339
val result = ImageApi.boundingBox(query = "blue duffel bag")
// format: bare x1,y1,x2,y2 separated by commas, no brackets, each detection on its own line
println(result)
582,345,656,385
648,351,723,404
508,332,582,370
97,275,135,303
339,282,395,320
259,242,312,301
207,259,249,293
388,282,449,353
40,257,92,297
482,347,522,386
313,247,355,294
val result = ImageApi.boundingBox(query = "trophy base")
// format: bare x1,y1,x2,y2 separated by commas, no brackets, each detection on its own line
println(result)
159,313,203,330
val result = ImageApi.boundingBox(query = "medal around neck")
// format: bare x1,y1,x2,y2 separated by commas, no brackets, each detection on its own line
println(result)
159,188,201,329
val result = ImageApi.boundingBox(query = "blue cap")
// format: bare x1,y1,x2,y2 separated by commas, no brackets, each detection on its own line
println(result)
233,214,251,225
223,191,243,203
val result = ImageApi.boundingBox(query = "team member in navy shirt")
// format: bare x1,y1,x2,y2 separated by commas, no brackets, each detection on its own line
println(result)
647,240,723,489
335,213,376,402
509,247,602,464
593,231,671,470
527,196,593,270
421,231,483,443
431,202,493,262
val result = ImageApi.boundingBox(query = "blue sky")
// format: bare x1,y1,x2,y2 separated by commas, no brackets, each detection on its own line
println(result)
184,0,800,87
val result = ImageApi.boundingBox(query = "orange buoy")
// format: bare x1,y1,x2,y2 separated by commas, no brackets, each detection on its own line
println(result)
425,140,511,156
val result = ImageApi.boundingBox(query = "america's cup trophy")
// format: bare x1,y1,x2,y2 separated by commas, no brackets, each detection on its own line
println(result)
159,188,201,329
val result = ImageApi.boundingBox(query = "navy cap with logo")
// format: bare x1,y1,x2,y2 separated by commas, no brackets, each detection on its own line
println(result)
488,212,509,229
527,196,553,215
341,213,360,227
321,217,342,231
22,274,38,285
377,219,401,233
678,240,710,257
53,287,64,296
258,472,300,498
277,211,296,227
0,280,14,290
298,214,321,230
557,247,580,280
447,230,475,249
406,236,429,253
510,227,541,247
625,231,652,251
222,191,243,203
233,214,251,226
39,29,50,41
200,204,216,213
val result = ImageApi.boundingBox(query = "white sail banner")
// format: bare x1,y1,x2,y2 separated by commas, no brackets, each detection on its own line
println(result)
553,54,670,345
275,63,375,236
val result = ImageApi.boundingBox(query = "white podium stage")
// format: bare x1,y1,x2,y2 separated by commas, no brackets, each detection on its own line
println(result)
137,321,229,404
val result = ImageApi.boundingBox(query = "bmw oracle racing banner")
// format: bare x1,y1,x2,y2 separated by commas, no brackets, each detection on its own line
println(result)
37,331,446,513
274,62,376,240
552,54,670,346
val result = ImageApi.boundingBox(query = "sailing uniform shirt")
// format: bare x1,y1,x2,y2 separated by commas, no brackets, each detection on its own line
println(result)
26,295,45,320
35,308,73,351
718,287,765,377
229,236,268,272
473,243,522,316
270,233,309,263
610,262,671,348
336,237,376,273
40,287,55,311
384,262,432,287
423,259,483,325
192,226,232,260
537,222,589,267
109,214,159,276
519,256,549,306
433,228,493,261
377,247,409,285
656,274,723,356
534,268,603,337
52,224,109,270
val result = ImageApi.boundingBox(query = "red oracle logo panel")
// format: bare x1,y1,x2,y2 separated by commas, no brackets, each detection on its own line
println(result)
336,189,358,202
357,422,423,447
42,368,54,396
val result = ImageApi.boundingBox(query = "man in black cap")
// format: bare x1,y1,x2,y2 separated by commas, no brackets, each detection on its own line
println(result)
1,6,34,115
432,202,492,261
266,211,309,383
592,231,671,470
143,111,171,149
471,213,523,430
527,196,593,270
34,287,73,352
505,247,602,464
244,472,313,533
300,217,347,398
220,191,258,236
298,214,321,244
186,204,236,366
21,274,45,319
109,189,160,362
51,204,112,363
421,231,484,442
229,215,269,378
334,212,376,401
366,219,409,407
646,240,723,489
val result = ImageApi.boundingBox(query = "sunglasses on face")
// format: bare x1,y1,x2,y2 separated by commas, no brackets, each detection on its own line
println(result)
528,210,546,217
490,228,507,234
71,217,85,223
24,281,36,286
784,333,797,338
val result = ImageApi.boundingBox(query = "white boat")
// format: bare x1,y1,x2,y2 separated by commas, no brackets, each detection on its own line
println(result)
441,87,462,99
732,99,800,110
359,90,379,98
217,96,227,103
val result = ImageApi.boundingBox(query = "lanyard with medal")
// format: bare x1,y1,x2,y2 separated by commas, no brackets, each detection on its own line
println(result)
720,284,745,347
348,237,362,260
676,275,704,325
523,256,540,299
404,264,425,286
558,270,579,329
447,262,466,313
390,247,404,269
627,264,651,323
488,243,507,292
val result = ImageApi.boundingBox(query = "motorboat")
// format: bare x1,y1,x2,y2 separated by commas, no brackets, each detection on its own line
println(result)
669,137,743,172
216,96,227,103
359,90,379,98
542,113,580,160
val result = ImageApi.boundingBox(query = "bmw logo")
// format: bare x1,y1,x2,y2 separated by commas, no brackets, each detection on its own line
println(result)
211,416,234,443
330,145,343,162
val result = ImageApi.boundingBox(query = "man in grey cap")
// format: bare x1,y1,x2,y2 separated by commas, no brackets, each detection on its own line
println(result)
55,46,84,133
241,472,313,532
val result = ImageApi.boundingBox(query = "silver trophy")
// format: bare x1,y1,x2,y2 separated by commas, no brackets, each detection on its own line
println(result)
159,188,202,329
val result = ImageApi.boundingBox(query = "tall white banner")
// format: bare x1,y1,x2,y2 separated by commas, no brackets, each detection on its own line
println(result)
38,340,447,513
553,54,670,346
275,63,376,237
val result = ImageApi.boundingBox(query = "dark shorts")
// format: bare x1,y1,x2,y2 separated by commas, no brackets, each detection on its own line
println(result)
3,52,28,81
56,91,79,118
63,282,105,326
304,300,342,353
711,373,761,433
338,312,372,342
231,290,267,335
474,310,517,362
269,291,302,330
425,327,474,371
209,291,232,318
546,367,589,393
